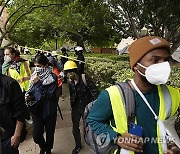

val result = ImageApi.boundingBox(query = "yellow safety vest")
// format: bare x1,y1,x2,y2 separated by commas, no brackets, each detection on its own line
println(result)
7,61,31,92
106,85,180,154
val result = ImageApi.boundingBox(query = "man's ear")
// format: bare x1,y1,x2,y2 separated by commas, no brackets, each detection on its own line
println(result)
134,66,138,71
133,64,138,72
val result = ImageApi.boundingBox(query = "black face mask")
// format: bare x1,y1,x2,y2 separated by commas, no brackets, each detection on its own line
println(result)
67,72,76,80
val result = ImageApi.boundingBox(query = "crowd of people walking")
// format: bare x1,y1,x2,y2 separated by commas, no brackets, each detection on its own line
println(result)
0,36,180,154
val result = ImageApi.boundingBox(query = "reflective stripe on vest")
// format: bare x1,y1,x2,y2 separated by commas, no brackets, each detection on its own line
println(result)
157,85,180,154
106,85,127,134
24,61,31,76
16,76,31,83
167,86,180,117
158,85,172,120
106,84,179,154
161,85,172,119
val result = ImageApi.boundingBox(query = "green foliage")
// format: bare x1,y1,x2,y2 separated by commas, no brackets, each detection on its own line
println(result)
9,0,121,48
3,0,180,53
85,52,129,61
85,57,132,90
10,8,54,47
175,109,180,135
51,0,121,47
169,66,180,88
85,56,180,90
8,1,62,47
108,0,180,52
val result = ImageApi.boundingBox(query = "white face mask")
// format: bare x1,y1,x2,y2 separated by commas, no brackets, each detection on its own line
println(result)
4,55,12,63
137,61,171,85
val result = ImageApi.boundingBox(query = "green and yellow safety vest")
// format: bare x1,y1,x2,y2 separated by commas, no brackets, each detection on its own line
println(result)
7,61,31,92
106,84,180,154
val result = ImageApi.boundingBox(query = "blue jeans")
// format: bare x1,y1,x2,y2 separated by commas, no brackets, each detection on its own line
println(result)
1,138,19,154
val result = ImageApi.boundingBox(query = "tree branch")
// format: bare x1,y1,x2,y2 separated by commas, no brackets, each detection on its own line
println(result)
4,4,26,30
0,0,11,16
113,20,132,36
0,6,5,17
170,33,180,53
0,0,10,7
7,3,63,33
125,10,140,38
0,30,8,40
149,11,157,34
165,29,177,41
119,1,140,38
66,29,83,39
135,4,141,23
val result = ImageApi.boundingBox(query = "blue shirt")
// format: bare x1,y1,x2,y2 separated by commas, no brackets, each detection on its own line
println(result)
87,87,160,154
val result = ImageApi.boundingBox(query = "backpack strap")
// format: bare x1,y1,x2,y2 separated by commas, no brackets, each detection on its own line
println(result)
116,82,135,124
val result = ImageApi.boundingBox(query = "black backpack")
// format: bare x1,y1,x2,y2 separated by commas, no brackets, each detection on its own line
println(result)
83,82,135,154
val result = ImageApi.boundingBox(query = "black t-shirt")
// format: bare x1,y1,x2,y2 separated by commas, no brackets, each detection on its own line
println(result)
0,74,29,140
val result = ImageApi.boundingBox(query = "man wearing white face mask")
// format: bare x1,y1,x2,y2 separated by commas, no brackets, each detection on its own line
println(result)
87,36,180,154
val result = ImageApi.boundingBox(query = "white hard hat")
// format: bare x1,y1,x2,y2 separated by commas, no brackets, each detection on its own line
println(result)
51,51,58,56
75,46,83,51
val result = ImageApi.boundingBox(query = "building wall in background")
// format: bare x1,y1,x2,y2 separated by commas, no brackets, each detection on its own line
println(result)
91,48,117,54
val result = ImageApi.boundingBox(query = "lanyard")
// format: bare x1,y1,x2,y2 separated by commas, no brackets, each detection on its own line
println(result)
131,79,158,120
131,79,167,152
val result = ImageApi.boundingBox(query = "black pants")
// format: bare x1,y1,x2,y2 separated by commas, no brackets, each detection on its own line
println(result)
71,105,84,148
31,112,57,150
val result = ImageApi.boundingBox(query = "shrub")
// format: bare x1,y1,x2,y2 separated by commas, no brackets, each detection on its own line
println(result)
85,58,132,90
85,57,180,90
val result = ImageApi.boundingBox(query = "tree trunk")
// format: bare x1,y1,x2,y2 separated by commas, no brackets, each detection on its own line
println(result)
0,37,13,47
0,39,3,47
76,35,86,52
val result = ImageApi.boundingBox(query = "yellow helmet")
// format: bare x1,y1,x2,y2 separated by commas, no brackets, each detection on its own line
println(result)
64,61,77,71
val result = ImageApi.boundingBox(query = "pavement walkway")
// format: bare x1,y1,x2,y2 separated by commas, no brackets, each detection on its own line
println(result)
19,83,91,154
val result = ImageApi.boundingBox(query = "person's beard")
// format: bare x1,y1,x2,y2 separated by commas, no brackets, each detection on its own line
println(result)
137,69,152,85
141,75,149,84
140,73,156,87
